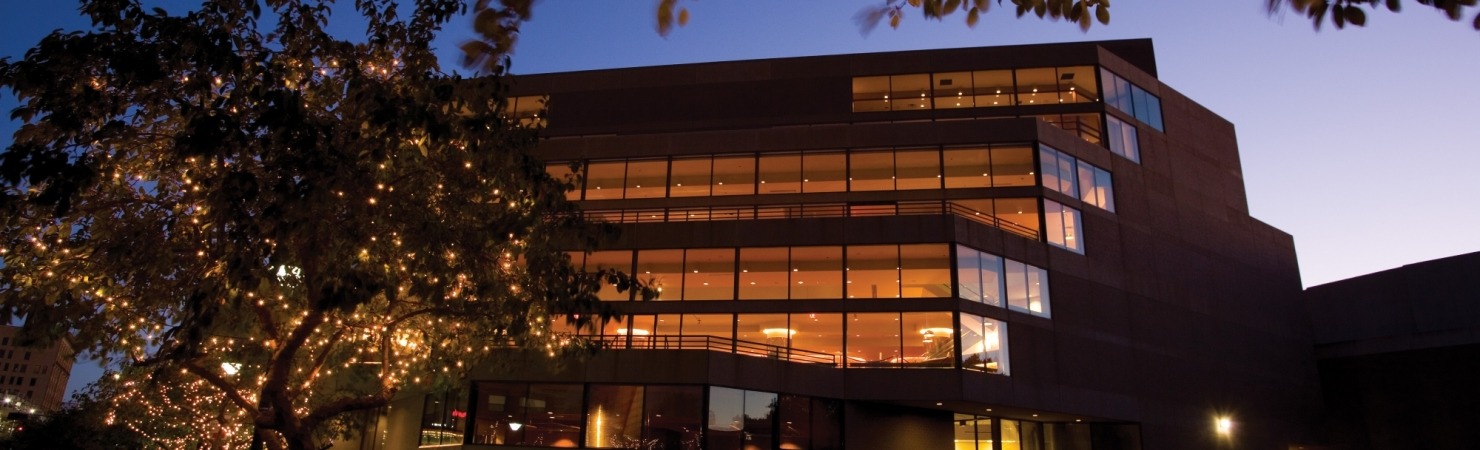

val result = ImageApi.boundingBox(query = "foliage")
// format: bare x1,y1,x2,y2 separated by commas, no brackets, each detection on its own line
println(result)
656,0,1112,36
1268,0,1480,30
0,0,643,449
0,381,150,450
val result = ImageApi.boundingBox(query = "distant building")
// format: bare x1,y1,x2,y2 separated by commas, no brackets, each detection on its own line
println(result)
1307,251,1480,450
0,326,74,413
348,39,1320,450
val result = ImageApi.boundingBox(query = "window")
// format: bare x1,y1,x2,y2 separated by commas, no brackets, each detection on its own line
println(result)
954,415,995,450
1100,68,1164,131
1106,115,1140,163
903,311,954,367
801,152,847,193
955,246,1005,308
625,159,668,199
790,312,843,356
960,313,1009,375
472,382,583,447
507,95,548,128
894,149,942,190
669,157,712,197
419,389,467,446
636,249,684,301
584,160,627,200
708,387,777,450
1044,200,1084,254
847,245,899,299
933,71,974,109
790,246,843,300
712,155,757,195
849,150,895,191
545,162,582,201
586,385,644,448
1077,162,1116,212
758,153,802,194
943,147,993,188
582,250,634,301
1005,260,1052,317
643,386,703,449
683,248,735,300
739,247,790,300
1039,145,1079,196
900,244,951,298
971,69,1015,107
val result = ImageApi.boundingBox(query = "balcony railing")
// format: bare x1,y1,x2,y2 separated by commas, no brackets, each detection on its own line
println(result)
586,334,841,367
582,200,1039,241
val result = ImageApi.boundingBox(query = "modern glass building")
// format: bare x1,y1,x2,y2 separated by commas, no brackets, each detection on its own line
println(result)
358,40,1318,450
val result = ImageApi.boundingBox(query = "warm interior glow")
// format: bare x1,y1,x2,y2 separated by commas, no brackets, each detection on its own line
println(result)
1216,416,1233,435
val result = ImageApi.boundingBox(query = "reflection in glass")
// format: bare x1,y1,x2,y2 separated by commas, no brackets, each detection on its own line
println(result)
960,314,1008,375
586,385,644,448
644,386,703,450
707,387,746,450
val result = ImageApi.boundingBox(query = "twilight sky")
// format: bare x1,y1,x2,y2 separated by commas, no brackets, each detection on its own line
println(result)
2,1,1477,398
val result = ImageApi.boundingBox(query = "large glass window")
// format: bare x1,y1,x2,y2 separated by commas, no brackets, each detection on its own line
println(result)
847,245,900,299
643,386,703,450
420,389,467,446
851,76,891,112
683,314,734,344
972,69,1015,107
933,71,974,109
739,247,790,300
586,385,644,448
683,248,735,300
954,415,995,450
1077,162,1116,212
585,160,626,200
708,387,763,450
1058,66,1100,104
1005,260,1052,317
584,251,633,301
636,249,685,300
802,152,847,193
546,162,582,201
670,157,712,198
960,314,1009,375
943,147,993,188
1106,115,1140,163
758,153,802,194
955,246,1005,307
903,311,954,368
1039,145,1079,196
1044,200,1084,254
472,383,584,447
625,159,668,199
712,155,756,195
895,148,942,190
790,313,843,357
849,150,895,191
900,244,951,298
990,145,1036,187
1101,68,1164,131
845,313,901,368
890,74,931,110
1015,67,1057,106
791,247,843,299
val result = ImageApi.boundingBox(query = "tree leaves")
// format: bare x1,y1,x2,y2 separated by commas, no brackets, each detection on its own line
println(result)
1269,0,1480,31
851,0,1112,34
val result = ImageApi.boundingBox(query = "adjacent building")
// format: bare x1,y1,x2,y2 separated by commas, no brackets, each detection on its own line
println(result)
366,39,1320,450
0,325,74,413
1306,251,1480,450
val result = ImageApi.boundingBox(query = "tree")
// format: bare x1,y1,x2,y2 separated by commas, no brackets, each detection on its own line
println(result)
0,378,150,450
0,1,645,449
1268,0,1480,30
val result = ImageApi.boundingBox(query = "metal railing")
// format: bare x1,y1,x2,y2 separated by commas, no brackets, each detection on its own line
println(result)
583,200,1040,241
586,334,840,367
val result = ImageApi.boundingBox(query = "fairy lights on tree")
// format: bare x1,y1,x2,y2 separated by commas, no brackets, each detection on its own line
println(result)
0,1,645,448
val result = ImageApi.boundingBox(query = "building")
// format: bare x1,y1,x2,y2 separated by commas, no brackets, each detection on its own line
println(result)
369,39,1319,450
0,326,74,413
1306,251,1480,450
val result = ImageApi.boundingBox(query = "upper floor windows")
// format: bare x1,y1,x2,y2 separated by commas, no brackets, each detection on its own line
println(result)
852,66,1100,112
547,144,1035,201
1105,115,1141,163
504,95,548,128
1044,200,1083,254
956,245,1052,318
1039,145,1115,212
1100,69,1163,131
